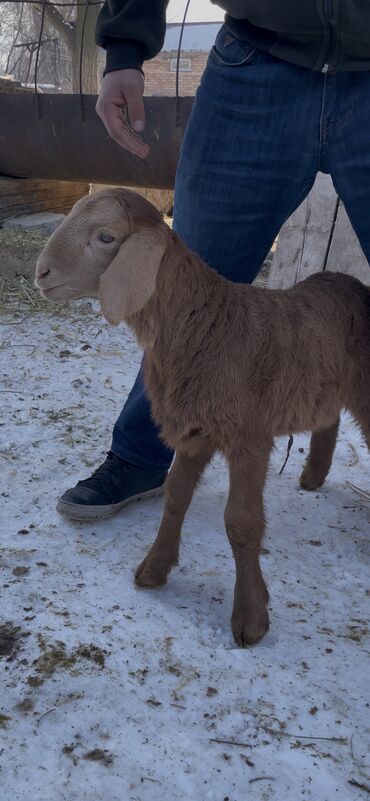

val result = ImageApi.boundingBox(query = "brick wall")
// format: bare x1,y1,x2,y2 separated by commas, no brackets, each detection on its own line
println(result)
97,48,209,96
144,50,208,96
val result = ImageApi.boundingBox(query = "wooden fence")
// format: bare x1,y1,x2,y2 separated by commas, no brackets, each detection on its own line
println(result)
268,173,369,288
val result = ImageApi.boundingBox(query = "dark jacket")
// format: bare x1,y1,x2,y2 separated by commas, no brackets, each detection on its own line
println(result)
96,1,370,75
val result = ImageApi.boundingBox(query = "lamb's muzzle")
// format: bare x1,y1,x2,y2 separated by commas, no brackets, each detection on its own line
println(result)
35,187,370,647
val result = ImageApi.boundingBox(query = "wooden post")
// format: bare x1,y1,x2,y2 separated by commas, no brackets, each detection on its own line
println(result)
268,173,370,288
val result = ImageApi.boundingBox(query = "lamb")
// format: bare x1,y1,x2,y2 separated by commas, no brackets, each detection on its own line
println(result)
35,188,370,646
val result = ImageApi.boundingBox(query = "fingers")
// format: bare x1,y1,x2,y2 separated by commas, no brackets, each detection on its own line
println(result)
95,69,149,159
124,83,145,133
97,100,149,158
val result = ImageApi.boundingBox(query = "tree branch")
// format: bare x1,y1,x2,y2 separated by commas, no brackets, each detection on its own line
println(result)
32,3,75,51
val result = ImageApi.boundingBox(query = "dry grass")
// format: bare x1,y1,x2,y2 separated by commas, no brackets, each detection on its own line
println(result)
0,275,46,312
0,275,94,319
0,227,47,259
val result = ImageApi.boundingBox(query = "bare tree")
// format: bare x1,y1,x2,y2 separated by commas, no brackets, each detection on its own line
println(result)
1,1,102,92
33,2,101,92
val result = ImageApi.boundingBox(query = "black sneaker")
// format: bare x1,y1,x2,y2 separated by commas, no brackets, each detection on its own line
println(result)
57,451,167,521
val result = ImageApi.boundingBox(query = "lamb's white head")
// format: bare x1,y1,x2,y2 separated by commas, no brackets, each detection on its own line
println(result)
35,188,168,324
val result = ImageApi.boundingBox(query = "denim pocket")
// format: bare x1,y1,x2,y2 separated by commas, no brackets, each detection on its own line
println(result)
209,24,257,67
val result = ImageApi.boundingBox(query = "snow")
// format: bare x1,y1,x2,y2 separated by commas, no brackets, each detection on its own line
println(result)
1,298,369,801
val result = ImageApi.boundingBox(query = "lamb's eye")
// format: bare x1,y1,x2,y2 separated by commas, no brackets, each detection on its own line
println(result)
97,232,115,244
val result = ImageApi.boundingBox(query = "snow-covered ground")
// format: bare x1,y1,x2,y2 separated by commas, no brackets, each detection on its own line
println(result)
1,296,369,801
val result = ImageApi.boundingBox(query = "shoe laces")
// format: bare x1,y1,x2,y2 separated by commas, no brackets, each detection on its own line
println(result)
78,451,127,492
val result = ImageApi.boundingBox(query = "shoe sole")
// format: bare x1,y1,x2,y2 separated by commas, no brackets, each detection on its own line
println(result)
56,485,165,521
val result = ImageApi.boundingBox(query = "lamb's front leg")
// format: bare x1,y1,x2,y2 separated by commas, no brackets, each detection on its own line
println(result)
224,438,272,646
135,446,214,588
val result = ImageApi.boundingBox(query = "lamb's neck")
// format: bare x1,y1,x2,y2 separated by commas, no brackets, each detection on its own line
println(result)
128,235,228,352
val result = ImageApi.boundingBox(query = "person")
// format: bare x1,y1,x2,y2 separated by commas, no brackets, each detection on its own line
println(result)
57,0,370,519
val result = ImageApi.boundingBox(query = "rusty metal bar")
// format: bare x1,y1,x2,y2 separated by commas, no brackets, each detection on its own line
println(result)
0,94,193,189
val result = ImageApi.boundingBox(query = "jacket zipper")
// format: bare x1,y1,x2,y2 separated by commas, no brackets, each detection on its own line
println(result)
322,0,337,72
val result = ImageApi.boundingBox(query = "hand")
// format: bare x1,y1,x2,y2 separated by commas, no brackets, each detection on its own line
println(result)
96,69,149,159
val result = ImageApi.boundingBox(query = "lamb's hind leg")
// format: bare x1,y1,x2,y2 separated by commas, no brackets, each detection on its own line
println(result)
358,417,370,450
348,396,370,451
135,446,214,588
224,438,272,647
300,418,340,491
348,346,370,449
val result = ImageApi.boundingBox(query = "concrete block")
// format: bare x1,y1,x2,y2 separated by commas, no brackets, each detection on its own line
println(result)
3,212,65,235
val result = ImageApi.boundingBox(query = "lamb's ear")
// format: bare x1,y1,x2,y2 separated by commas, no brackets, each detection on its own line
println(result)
99,225,168,325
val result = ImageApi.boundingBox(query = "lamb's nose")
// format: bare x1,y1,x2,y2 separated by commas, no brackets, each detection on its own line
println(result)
37,266,50,279
35,264,50,287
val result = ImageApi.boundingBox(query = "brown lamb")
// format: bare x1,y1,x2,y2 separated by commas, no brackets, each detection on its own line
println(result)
35,188,370,646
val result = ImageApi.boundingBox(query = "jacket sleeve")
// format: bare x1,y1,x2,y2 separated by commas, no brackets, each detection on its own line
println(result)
95,0,169,73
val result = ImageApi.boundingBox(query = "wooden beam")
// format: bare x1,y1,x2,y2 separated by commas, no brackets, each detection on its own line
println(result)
0,177,89,223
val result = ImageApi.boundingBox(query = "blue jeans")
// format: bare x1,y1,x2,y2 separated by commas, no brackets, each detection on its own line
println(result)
111,25,370,470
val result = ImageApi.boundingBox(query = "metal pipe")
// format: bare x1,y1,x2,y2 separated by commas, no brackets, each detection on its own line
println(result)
0,94,193,189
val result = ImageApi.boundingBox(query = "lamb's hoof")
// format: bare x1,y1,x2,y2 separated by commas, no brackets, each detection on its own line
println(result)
135,557,171,588
232,607,269,647
300,467,325,491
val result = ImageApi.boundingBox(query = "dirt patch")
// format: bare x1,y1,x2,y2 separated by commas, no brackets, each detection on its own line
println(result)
0,623,22,659
12,566,30,577
62,743,77,756
128,667,149,685
26,635,107,686
27,676,44,687
83,748,114,766
62,743,114,767
343,624,369,643
15,698,35,714
76,644,106,668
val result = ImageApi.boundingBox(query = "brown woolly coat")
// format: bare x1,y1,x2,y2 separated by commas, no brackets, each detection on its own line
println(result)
130,232,370,456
